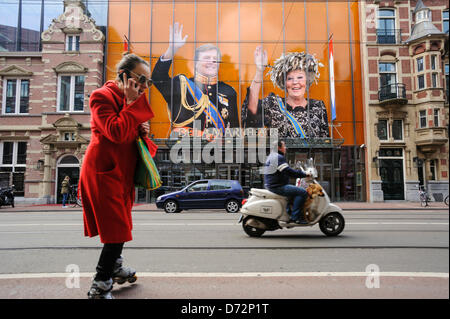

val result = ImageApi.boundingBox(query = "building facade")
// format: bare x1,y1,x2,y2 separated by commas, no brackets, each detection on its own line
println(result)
0,0,105,204
1,0,447,204
360,0,449,202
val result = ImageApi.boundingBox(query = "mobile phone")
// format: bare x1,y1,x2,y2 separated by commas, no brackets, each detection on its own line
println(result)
118,69,131,83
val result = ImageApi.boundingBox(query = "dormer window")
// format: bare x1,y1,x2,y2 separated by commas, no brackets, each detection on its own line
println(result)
66,35,80,51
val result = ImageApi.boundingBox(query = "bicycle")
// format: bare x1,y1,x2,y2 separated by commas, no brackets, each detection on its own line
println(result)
418,185,431,207
68,185,82,208
445,195,449,206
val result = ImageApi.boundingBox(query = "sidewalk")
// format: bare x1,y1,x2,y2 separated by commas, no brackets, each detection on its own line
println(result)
2,201,448,212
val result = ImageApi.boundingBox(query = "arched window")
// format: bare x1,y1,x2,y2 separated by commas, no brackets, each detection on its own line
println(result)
58,155,79,165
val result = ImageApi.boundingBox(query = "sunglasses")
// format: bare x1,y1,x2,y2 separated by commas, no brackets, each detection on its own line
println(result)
121,69,153,87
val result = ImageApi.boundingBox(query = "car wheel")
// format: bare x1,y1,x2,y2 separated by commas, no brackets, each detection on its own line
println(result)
164,200,178,213
225,199,240,213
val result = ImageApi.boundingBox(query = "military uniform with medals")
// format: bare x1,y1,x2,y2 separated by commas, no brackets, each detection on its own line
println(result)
152,57,239,133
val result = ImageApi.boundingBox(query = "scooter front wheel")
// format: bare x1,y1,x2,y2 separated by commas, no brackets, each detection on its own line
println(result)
242,217,266,237
319,212,345,236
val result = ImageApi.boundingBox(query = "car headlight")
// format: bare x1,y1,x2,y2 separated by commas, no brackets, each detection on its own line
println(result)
157,196,162,201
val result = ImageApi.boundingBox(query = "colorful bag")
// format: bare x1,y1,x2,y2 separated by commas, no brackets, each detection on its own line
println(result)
134,137,162,190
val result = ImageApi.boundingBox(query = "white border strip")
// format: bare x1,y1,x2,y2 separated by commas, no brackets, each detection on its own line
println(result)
0,272,448,279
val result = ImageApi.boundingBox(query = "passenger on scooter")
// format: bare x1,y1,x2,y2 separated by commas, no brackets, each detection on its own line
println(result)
264,140,310,224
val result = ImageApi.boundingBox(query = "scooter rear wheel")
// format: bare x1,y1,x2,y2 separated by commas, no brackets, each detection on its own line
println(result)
319,212,345,236
242,217,266,237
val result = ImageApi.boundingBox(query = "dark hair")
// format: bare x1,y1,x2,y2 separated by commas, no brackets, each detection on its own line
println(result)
115,52,149,76
271,140,285,152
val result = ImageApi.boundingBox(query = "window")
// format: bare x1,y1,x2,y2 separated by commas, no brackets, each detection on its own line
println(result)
434,109,440,127
377,120,388,140
419,110,427,128
0,141,27,196
431,55,437,70
377,9,396,44
210,180,232,190
58,75,85,112
187,182,209,192
379,62,397,87
443,10,449,33
66,35,80,51
416,57,425,90
392,120,403,140
445,64,449,102
63,132,76,141
418,75,425,90
2,79,29,114
417,57,424,72
430,159,436,181
432,73,438,88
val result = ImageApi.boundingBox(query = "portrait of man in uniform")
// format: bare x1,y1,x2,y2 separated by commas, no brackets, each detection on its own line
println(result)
152,22,240,136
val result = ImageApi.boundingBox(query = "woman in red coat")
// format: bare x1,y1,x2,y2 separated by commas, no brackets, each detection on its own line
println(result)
80,53,157,299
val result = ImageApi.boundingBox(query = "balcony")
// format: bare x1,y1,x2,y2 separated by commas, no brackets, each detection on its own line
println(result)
376,29,402,44
378,83,407,105
415,127,448,153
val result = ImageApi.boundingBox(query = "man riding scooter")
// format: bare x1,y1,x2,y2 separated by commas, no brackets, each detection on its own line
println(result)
264,140,311,224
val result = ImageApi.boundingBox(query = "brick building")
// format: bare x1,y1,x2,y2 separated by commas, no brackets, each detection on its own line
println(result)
361,0,449,201
0,0,104,204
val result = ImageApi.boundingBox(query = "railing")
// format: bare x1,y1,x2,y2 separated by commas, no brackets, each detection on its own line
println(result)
376,28,402,44
378,83,407,104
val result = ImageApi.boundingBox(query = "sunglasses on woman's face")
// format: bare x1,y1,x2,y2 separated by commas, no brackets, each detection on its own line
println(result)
123,69,153,87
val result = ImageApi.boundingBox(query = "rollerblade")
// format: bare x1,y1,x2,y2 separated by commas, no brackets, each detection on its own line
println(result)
112,256,137,285
87,278,113,299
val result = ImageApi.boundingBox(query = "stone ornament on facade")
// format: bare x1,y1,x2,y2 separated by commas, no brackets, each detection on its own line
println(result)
0,65,33,77
53,61,88,74
42,0,104,43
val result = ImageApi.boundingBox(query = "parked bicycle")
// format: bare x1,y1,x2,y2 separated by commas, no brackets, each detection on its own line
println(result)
444,195,449,206
68,185,82,208
418,184,432,207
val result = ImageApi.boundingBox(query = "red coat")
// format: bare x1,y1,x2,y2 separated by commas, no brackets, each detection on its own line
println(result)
80,81,157,243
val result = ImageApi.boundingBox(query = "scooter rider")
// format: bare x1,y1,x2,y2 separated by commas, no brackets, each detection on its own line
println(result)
264,140,310,224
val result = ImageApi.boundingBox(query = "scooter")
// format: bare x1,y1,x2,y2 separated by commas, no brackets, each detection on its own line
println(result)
238,159,345,237
0,185,15,208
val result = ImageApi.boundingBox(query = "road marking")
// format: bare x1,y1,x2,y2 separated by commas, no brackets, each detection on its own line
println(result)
0,272,447,279
0,221,448,227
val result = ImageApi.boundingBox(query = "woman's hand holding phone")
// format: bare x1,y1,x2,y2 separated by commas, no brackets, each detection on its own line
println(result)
122,72,141,105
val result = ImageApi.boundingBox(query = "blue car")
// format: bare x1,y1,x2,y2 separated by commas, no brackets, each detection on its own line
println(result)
156,179,244,213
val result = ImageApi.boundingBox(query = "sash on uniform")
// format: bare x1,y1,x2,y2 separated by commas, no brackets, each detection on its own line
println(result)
276,97,307,138
183,76,226,133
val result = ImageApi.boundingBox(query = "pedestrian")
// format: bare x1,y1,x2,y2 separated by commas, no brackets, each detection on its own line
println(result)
61,176,70,208
79,52,158,299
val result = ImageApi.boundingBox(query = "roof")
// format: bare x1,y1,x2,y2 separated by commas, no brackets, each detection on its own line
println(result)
405,0,446,43
413,0,427,14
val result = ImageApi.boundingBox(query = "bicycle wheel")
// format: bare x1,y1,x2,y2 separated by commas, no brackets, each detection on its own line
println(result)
445,195,449,206
69,194,77,208
420,194,429,207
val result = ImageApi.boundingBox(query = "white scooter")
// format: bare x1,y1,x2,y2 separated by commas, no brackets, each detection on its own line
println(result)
239,159,345,237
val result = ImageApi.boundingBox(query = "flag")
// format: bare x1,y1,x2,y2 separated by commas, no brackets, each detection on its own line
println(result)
329,36,336,121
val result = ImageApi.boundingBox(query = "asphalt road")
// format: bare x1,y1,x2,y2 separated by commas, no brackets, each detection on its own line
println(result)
0,209,448,300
